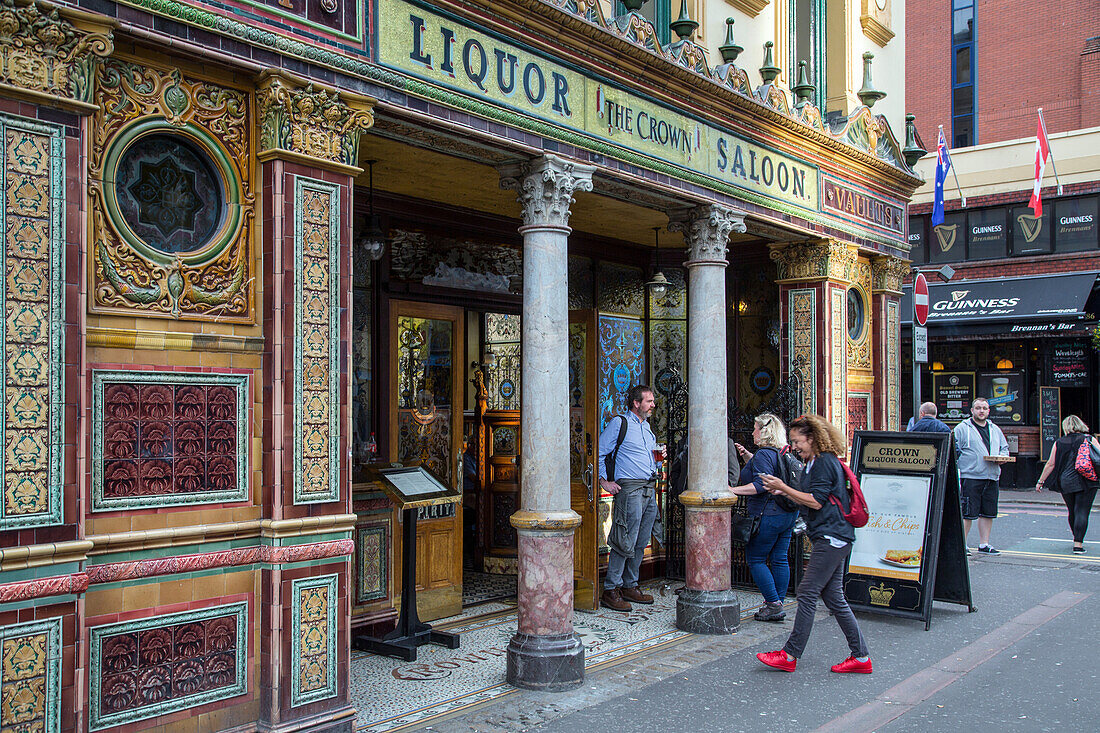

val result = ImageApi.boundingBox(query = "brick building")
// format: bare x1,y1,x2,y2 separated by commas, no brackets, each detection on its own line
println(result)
905,0,1100,487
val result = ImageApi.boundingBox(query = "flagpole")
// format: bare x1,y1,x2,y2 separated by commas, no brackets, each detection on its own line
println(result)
942,126,967,207
1038,108,1063,196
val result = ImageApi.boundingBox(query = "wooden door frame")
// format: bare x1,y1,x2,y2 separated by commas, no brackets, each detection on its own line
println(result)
570,309,600,610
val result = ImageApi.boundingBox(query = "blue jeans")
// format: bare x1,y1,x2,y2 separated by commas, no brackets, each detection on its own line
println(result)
745,512,797,603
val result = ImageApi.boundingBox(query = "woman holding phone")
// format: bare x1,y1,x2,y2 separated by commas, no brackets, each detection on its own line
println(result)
754,414,871,674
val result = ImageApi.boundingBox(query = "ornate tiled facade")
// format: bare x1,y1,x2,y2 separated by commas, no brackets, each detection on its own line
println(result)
88,603,247,730
291,575,338,707
355,523,388,605
787,288,817,415
0,115,64,531
0,618,61,733
294,178,341,504
830,286,848,434
886,300,901,430
91,370,249,510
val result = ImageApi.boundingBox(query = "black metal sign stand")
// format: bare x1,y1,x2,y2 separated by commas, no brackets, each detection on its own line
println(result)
352,506,460,661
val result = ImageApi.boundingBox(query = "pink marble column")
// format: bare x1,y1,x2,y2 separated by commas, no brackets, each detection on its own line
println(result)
684,507,733,592
516,532,574,636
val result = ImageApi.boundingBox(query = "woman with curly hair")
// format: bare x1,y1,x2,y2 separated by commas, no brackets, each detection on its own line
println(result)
755,414,871,674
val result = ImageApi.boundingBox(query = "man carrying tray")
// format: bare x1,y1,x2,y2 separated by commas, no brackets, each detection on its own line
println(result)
953,397,1010,556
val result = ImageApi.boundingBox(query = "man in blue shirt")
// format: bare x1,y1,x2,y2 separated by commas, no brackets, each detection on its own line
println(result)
908,402,951,433
597,385,662,612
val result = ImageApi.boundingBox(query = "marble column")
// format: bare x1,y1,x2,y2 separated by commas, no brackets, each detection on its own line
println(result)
871,255,910,430
499,154,595,691
671,204,746,635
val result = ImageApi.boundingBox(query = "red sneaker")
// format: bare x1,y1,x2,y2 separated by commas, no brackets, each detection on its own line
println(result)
756,650,797,672
831,656,873,674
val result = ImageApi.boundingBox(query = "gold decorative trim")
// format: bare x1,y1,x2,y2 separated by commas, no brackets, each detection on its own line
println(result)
678,489,738,507
725,0,770,17
261,514,358,538
256,70,375,174
871,254,911,294
0,540,94,571
770,240,859,284
509,509,583,531
86,326,265,353
860,15,895,47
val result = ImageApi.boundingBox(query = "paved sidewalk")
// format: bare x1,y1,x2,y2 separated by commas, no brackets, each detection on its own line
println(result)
1001,488,1066,505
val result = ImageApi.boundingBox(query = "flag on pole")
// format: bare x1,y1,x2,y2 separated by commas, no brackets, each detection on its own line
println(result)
932,127,952,226
1028,110,1052,217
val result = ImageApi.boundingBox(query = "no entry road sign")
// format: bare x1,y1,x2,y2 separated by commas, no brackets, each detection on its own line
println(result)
914,272,929,326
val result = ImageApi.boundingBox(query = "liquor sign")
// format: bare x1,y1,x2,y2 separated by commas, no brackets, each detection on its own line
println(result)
1050,342,1090,387
933,372,975,423
844,431,974,630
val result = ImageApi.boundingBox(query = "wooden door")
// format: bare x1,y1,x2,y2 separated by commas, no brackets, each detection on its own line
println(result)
389,301,464,621
569,311,599,610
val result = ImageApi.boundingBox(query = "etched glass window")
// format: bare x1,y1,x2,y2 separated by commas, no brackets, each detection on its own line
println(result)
483,313,521,411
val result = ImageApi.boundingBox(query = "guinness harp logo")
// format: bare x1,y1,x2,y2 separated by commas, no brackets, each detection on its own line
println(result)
933,224,959,252
951,290,970,301
1017,213,1042,242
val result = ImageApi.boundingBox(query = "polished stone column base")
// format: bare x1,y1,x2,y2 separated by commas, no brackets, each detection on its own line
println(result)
676,588,741,635
506,631,585,691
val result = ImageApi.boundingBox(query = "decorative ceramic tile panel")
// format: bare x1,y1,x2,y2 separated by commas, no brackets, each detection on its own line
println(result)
0,115,64,530
847,393,869,445
0,618,61,733
355,523,388,605
294,177,341,504
787,288,817,415
597,262,644,316
91,371,248,511
648,319,686,444
597,315,645,430
846,260,872,369
887,300,900,430
830,286,847,435
88,603,247,731
291,575,338,707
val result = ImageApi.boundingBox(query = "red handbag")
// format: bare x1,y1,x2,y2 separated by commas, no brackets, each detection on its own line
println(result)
1075,437,1099,482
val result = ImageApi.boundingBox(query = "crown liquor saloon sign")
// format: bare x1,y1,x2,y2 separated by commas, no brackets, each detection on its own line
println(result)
843,431,975,630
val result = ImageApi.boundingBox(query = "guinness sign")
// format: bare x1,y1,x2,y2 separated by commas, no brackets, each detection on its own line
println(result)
933,223,958,252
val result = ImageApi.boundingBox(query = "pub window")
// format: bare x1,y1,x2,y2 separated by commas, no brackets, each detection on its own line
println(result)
616,0,672,46
1010,205,1051,255
482,313,521,411
929,212,966,263
951,0,976,147
790,0,826,109
966,208,1007,261
1053,196,1099,253
908,216,928,264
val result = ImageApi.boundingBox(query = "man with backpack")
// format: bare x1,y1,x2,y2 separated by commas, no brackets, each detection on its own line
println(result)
596,385,664,612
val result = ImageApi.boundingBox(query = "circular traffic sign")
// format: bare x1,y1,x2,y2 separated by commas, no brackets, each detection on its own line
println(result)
914,272,929,326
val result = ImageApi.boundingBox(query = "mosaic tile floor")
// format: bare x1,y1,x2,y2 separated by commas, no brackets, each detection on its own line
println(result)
461,570,518,607
350,582,767,733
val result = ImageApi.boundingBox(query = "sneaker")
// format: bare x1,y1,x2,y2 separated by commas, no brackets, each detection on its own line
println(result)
754,602,786,622
1072,546,1085,554
977,545,1001,555
831,656,873,674
756,650,796,672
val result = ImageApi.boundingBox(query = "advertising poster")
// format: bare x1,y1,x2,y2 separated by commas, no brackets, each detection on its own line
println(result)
849,474,933,581
933,372,975,423
977,370,1025,425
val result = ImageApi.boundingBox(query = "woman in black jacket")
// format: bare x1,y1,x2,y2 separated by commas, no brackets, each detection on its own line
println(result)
1035,415,1100,553
755,414,871,674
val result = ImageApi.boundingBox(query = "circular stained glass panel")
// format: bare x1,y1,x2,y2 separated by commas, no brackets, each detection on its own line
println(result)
847,288,866,341
115,133,225,254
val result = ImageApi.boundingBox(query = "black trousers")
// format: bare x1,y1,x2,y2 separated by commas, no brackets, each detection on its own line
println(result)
1062,488,1098,543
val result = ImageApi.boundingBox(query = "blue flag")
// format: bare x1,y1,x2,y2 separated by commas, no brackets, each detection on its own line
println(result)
932,127,952,226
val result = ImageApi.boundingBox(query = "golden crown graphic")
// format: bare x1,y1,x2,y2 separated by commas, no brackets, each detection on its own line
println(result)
1017,213,1042,243
869,583,895,606
933,224,958,252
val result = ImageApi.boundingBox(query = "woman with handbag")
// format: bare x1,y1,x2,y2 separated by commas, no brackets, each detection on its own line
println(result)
730,413,800,622
755,414,871,674
1035,415,1100,553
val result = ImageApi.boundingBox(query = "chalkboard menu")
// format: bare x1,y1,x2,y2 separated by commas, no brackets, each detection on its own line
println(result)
1039,386,1061,461
1050,342,1090,387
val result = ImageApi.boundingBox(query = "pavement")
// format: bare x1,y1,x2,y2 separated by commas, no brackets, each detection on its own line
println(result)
414,499,1098,733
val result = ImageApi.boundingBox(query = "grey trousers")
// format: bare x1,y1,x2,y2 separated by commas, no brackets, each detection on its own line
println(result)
783,537,869,660
604,478,657,590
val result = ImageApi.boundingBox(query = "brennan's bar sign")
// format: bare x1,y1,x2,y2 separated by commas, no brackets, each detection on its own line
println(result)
822,177,905,235
379,0,821,212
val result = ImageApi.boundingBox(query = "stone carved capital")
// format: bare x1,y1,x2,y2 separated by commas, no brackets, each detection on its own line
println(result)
668,204,746,264
871,255,911,294
256,70,375,173
0,0,114,113
499,154,595,229
769,239,858,283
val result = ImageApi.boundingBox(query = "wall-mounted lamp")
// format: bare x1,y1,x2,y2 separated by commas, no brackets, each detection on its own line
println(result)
357,160,386,261
645,226,670,300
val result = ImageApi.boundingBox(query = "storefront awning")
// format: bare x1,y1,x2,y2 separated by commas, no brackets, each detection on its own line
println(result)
901,272,1098,332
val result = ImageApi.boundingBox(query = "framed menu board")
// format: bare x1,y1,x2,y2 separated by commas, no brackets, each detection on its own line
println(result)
1039,386,1061,461
844,431,974,630
1050,343,1090,388
933,372,975,424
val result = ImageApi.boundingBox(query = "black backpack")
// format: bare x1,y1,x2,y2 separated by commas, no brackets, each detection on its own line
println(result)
773,446,804,512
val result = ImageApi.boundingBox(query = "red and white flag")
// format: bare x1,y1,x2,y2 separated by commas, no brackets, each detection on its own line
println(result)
1028,111,1052,217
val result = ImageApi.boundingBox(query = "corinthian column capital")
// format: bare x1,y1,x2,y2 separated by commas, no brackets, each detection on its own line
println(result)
668,205,746,264
499,154,595,230
871,255,912,294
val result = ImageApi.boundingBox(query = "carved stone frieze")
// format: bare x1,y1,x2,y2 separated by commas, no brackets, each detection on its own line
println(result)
769,239,858,283
499,154,595,229
0,0,114,113
669,205,746,263
90,60,255,322
871,254,911,294
256,70,374,173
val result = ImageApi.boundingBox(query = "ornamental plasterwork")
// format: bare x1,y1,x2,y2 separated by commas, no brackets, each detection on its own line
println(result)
0,0,114,113
499,154,595,229
89,60,254,322
724,0,770,17
871,254,911,294
770,240,858,283
669,204,747,262
860,0,895,47
256,70,374,172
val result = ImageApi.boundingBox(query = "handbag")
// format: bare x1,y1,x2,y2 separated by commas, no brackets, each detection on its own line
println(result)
731,512,760,544
1074,437,1099,482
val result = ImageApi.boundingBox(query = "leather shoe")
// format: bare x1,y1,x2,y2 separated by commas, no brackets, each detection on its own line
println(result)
601,589,632,612
620,587,654,604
